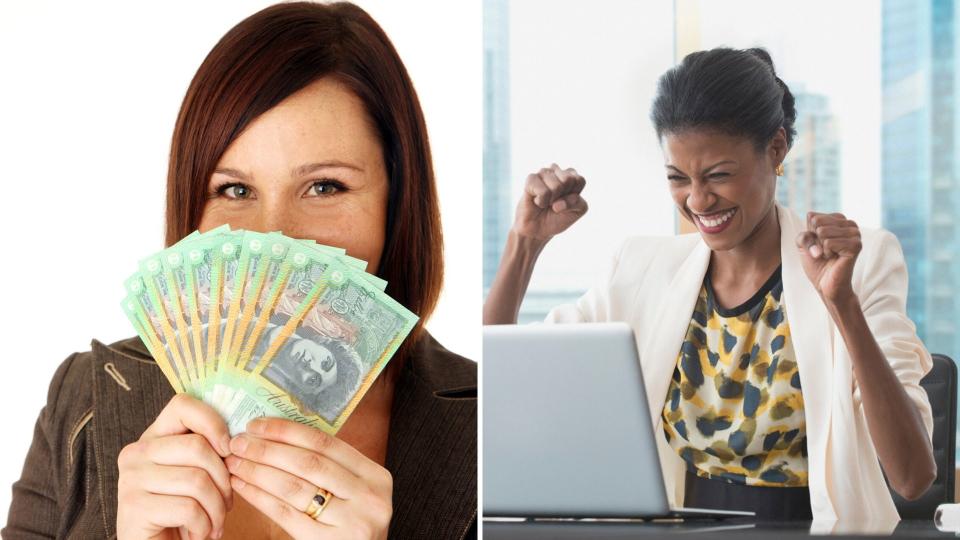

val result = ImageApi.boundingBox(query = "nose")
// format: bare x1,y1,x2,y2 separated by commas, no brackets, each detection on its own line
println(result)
249,203,307,239
299,366,321,387
686,179,716,214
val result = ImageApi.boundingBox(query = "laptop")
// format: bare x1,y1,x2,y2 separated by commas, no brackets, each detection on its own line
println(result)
483,322,755,520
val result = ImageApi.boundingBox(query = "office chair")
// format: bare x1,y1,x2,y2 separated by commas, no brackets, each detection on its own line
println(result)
889,353,957,519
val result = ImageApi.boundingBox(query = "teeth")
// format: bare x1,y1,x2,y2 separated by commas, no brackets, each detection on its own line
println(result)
697,208,736,228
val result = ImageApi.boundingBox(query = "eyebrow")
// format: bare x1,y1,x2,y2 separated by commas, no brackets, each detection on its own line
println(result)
295,160,364,176
665,160,737,176
213,160,365,180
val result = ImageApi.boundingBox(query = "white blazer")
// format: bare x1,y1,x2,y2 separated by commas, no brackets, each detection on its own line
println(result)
545,202,934,525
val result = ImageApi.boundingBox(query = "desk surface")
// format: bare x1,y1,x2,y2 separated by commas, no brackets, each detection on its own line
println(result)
483,519,957,539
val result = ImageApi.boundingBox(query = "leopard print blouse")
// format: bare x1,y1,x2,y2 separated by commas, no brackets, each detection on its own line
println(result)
661,265,808,487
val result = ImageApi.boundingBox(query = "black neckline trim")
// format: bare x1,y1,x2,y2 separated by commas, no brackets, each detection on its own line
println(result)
705,264,782,317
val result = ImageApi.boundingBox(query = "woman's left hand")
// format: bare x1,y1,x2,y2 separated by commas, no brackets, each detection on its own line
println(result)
226,417,392,539
795,211,862,304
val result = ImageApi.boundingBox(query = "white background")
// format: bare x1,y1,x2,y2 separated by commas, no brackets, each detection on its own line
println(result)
0,0,480,523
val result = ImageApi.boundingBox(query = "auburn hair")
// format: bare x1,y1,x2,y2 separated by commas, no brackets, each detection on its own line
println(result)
164,1,443,363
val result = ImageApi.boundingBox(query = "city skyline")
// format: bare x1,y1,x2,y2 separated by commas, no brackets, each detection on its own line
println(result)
882,0,960,365
778,87,842,219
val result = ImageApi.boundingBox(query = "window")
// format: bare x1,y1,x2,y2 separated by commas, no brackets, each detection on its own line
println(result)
484,0,675,323
486,0,960,460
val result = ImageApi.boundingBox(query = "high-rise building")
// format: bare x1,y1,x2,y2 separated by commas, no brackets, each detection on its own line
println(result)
882,0,960,360
483,0,512,294
777,88,841,218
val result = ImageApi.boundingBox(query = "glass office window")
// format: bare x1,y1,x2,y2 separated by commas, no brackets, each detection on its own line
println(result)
484,0,675,323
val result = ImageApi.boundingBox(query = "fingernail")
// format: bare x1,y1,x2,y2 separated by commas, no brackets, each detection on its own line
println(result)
811,245,822,258
230,435,248,454
220,435,232,456
246,418,264,434
554,200,567,211
212,528,223,539
231,476,247,490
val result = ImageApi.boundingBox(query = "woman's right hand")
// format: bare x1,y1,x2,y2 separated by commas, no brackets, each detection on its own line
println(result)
117,393,234,540
513,163,588,241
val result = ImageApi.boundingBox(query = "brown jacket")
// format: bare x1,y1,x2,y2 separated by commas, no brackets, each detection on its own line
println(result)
2,332,477,539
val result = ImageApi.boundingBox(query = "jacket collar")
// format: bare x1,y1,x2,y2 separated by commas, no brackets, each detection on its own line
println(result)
775,203,836,520
89,331,476,538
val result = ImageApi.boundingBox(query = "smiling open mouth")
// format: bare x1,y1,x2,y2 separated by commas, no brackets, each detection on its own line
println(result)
693,207,737,233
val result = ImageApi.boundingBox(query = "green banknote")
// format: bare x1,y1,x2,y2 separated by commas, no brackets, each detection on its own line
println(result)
121,227,415,436
215,257,417,435
123,273,186,393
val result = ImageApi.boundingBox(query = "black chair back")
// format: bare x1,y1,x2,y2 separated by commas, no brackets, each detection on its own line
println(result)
890,353,957,519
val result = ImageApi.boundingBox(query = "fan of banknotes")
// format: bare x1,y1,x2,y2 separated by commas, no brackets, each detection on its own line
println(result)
120,225,418,436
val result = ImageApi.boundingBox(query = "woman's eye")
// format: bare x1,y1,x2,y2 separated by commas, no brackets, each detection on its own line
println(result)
215,182,252,200
667,175,688,183
709,172,730,179
309,180,344,196
321,358,335,371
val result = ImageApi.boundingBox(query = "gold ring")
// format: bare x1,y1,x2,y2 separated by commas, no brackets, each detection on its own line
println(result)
304,487,333,521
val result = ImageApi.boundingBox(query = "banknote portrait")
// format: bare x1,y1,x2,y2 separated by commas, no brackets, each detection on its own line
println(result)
259,324,363,422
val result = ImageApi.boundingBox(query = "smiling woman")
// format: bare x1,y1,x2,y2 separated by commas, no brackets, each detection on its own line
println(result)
166,3,443,347
4,2,476,540
198,76,390,280
484,46,935,523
